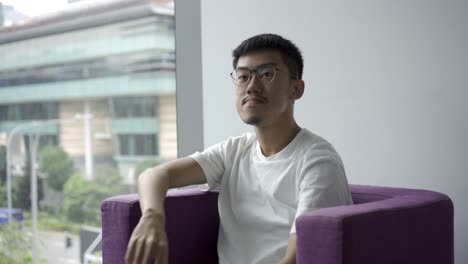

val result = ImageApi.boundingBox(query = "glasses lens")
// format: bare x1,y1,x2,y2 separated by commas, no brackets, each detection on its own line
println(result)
257,66,276,83
233,69,250,85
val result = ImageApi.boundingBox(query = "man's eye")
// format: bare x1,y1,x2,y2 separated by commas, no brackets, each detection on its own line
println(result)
238,74,249,80
260,71,274,78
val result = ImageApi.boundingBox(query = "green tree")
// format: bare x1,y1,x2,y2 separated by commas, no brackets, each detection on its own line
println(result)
0,184,7,208
63,173,97,224
0,145,6,207
63,165,125,226
0,145,6,183
94,164,126,192
0,145,17,208
0,223,45,264
13,157,44,210
38,146,74,192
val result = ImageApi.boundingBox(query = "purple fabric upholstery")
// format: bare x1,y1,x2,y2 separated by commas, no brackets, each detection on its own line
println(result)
101,185,453,264
101,188,219,264
296,185,453,264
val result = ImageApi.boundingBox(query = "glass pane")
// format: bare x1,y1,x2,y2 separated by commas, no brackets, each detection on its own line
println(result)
0,1,177,263
118,134,130,155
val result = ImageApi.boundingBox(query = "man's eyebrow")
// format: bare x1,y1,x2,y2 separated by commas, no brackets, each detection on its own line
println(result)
236,63,277,70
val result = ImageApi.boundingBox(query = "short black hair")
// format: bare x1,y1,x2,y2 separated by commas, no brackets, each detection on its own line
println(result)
232,33,304,80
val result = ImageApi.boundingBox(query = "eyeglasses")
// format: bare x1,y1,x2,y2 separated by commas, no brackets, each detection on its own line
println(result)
230,64,280,87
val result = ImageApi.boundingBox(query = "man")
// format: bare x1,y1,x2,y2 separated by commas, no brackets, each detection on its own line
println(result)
125,33,353,264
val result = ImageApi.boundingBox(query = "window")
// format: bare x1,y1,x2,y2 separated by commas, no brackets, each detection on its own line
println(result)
113,96,158,118
23,134,58,153
0,102,58,121
0,51,175,88
118,134,158,156
0,1,176,263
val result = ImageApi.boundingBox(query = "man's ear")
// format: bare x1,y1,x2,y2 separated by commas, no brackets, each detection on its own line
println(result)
290,80,305,100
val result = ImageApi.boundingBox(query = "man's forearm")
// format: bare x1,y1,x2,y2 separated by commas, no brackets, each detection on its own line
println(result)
278,254,296,264
137,157,208,217
279,259,295,264
278,233,297,264
138,167,170,216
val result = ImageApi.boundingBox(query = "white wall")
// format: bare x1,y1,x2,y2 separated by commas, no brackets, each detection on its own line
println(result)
176,0,467,263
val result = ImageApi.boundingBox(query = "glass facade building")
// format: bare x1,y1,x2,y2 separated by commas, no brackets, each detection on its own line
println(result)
0,0,177,183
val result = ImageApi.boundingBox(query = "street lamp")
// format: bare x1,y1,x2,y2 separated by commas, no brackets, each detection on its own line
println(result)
6,121,48,225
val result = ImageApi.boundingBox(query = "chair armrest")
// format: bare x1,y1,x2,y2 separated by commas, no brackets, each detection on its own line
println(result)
295,190,453,264
101,188,219,264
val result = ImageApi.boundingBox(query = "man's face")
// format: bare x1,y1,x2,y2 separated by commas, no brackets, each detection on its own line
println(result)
235,50,299,127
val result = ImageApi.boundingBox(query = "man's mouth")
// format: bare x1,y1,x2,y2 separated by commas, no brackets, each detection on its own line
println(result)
242,96,266,105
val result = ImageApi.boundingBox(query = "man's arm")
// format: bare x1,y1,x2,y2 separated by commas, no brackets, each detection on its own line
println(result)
125,157,207,264
279,234,297,264
138,157,207,215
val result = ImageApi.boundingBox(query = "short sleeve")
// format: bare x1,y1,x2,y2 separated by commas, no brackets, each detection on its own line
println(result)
190,141,227,190
290,160,353,233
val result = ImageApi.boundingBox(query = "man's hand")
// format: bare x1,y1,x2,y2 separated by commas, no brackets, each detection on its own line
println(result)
125,209,169,264
125,157,207,264
278,233,297,264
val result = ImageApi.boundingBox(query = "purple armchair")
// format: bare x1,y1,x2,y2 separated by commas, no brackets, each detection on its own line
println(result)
101,185,453,264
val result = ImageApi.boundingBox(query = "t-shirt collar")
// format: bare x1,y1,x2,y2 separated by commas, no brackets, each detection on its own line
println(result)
255,128,306,161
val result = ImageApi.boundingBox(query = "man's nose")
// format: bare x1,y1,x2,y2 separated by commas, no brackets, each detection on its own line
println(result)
246,74,262,94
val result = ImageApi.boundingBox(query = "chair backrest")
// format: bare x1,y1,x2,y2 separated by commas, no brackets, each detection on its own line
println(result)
349,184,428,204
298,184,454,264
351,191,391,204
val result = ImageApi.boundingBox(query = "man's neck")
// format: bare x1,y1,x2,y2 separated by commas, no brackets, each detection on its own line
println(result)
255,119,301,157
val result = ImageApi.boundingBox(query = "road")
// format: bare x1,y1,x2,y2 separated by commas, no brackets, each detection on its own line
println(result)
38,230,80,264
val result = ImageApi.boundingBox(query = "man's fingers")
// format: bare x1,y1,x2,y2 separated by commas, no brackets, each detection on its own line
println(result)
141,238,154,264
124,239,136,264
160,245,169,264
156,251,168,264
124,218,168,264
153,241,168,264
134,240,146,264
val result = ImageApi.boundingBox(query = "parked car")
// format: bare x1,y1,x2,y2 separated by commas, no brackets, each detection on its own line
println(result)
0,208,24,227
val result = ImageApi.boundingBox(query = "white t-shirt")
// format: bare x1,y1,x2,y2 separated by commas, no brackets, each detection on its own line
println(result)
190,128,353,264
